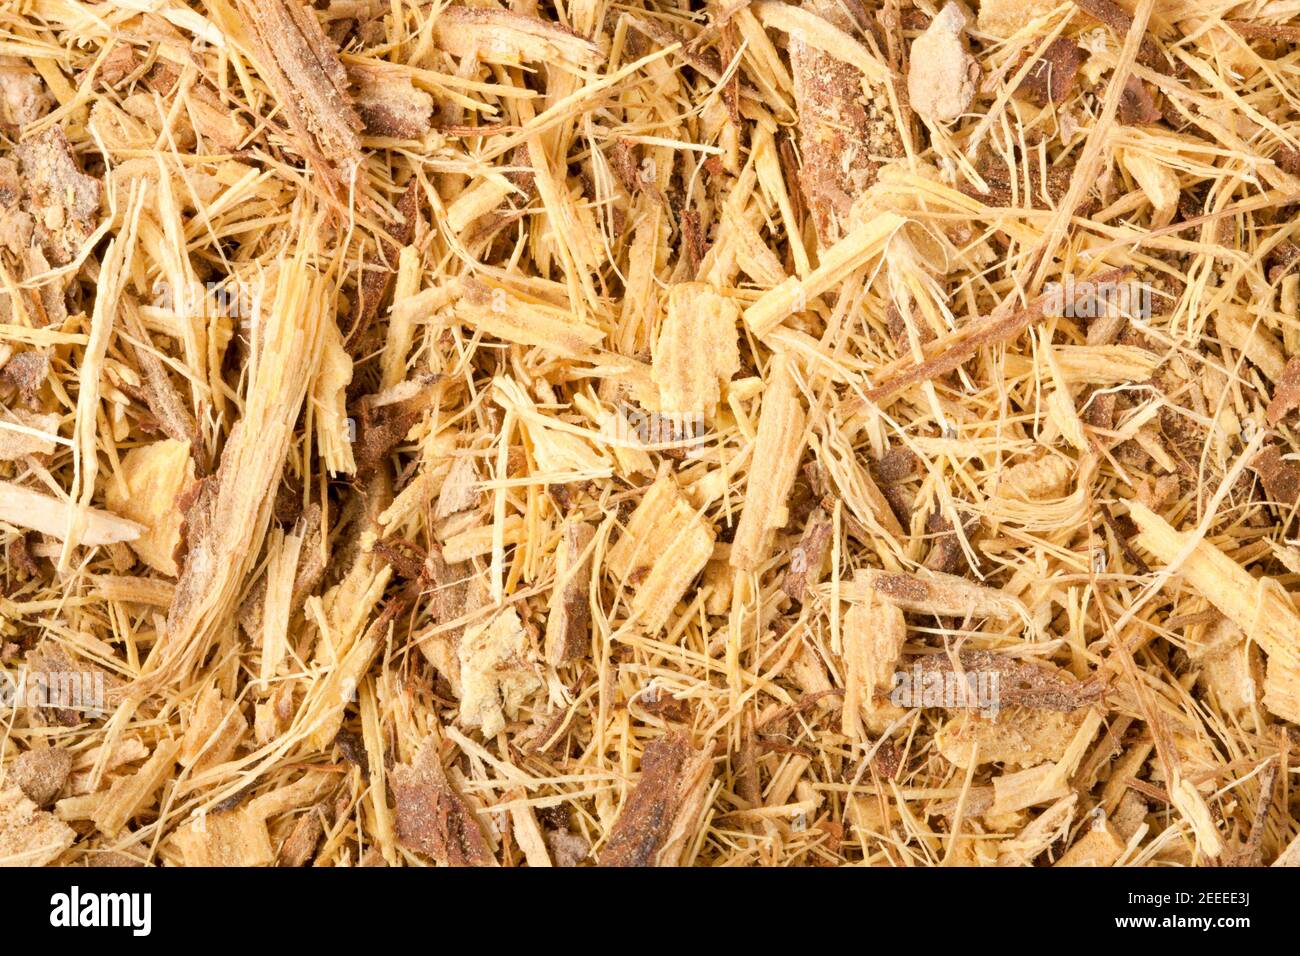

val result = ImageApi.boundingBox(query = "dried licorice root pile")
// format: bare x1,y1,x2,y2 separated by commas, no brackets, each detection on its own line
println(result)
1,0,1299,867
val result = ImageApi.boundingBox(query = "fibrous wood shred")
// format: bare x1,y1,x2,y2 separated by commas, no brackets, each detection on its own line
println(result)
2,0,1298,871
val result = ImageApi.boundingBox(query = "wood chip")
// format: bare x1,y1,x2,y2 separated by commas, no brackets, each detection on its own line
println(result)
607,472,714,633
458,607,542,737
392,737,493,867
90,738,179,837
544,518,595,666
235,0,363,186
652,283,741,419
0,409,58,460
0,787,75,866
598,735,713,867
841,584,906,741
171,807,274,867
846,568,1027,622
0,479,143,545
452,277,604,358
730,355,806,570
937,709,1087,770
434,6,603,69
105,439,195,575
908,3,979,125
1054,817,1126,867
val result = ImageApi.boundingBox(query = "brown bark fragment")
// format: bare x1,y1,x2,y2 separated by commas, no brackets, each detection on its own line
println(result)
790,0,902,245
915,650,1104,712
348,65,434,139
12,748,72,806
1267,357,1300,425
599,734,708,867
235,0,364,186
1254,445,1300,507
351,183,420,346
277,803,328,866
544,519,595,665
782,509,833,603
392,738,493,866
1072,0,1168,73
1015,38,1084,107
15,127,102,265
1118,76,1161,125
0,350,49,402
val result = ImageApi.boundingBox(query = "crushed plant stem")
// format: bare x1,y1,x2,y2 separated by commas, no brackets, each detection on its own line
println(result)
0,0,1298,868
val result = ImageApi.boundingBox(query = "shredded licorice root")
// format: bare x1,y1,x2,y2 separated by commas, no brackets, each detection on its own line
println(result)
1,0,1299,868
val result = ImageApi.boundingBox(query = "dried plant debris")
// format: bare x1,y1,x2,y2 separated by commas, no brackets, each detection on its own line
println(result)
544,518,595,666
598,734,713,867
780,0,903,245
15,127,102,265
392,737,493,867
235,0,363,188
907,3,978,125
11,748,72,807
0,788,75,866
457,607,542,738
607,472,715,633
1,0,1299,870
